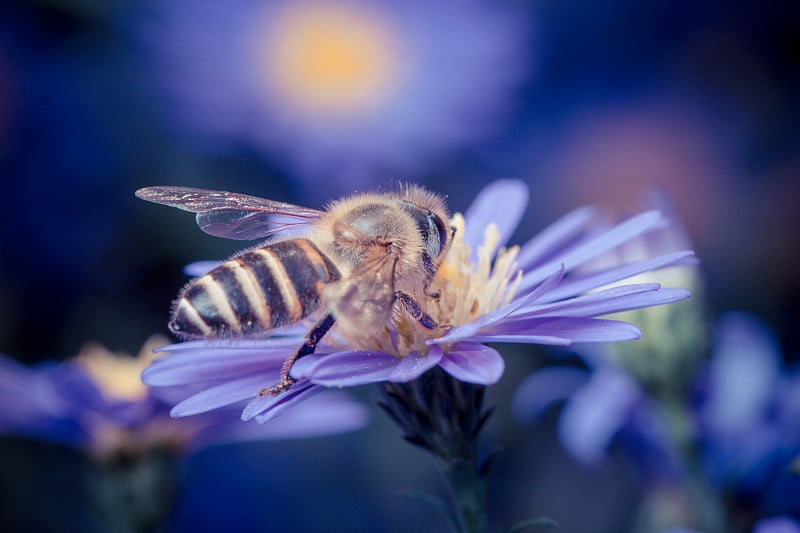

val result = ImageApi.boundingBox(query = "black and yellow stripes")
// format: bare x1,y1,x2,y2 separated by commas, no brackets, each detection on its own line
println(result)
169,239,341,339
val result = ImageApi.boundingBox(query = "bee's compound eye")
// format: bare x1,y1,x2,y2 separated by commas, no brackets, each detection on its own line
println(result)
430,213,450,259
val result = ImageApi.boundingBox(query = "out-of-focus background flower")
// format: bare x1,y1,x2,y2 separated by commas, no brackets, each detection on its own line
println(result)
0,0,798,531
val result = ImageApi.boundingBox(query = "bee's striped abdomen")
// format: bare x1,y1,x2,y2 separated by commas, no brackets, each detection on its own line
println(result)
170,239,340,339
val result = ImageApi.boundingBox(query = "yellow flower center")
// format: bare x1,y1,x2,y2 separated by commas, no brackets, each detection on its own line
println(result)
76,336,167,402
349,214,522,356
254,1,406,117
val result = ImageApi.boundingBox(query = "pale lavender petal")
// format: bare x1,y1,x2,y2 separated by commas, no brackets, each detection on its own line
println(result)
462,334,572,346
155,336,305,353
703,312,781,436
463,179,529,253
520,210,664,290
249,392,369,436
291,350,403,387
438,342,505,384
558,368,642,464
516,206,598,270
389,346,443,382
753,517,800,533
511,367,589,423
183,260,221,277
171,374,268,417
143,342,294,386
191,392,369,448
514,283,662,316
475,317,642,344
431,266,565,345
536,250,696,303
516,285,691,319
242,380,325,424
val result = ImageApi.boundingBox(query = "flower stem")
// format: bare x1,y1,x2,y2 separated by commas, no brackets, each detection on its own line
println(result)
380,368,492,533
437,455,488,533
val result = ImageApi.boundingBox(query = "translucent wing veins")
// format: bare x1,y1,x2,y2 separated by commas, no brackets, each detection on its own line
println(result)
135,186,324,240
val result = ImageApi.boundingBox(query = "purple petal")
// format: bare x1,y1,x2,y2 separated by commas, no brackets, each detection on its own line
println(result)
516,206,598,270
241,380,326,423
245,392,369,437
171,374,268,417
183,260,221,277
438,342,505,384
155,336,305,353
703,312,781,436
558,368,642,465
463,179,529,252
431,266,565,345
191,392,369,447
516,285,692,319
472,316,642,344
291,350,401,386
462,334,572,346
520,210,665,291
511,367,590,423
536,250,696,303
389,346,443,382
143,341,296,386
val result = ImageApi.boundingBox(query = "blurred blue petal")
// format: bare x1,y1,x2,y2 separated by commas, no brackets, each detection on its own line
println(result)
558,368,642,465
702,312,780,436
754,517,800,533
511,367,589,423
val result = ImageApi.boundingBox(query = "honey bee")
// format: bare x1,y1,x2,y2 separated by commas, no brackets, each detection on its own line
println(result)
135,185,453,395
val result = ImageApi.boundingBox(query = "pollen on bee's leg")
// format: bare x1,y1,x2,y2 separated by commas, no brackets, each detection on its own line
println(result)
259,376,296,397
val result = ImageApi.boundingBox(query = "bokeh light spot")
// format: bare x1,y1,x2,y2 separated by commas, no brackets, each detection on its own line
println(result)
257,1,405,117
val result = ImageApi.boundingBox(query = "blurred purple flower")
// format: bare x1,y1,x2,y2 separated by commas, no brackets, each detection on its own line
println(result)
139,0,530,187
0,336,368,459
515,311,800,518
695,313,800,512
144,179,693,425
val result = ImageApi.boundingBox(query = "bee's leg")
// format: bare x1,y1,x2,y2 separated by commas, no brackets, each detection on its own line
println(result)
424,287,441,301
395,291,438,330
259,312,336,396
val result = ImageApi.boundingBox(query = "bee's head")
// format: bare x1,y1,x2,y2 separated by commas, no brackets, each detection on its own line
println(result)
396,184,452,269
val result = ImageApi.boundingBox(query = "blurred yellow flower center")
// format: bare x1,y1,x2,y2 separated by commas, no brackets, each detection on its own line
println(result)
256,2,405,116
76,337,166,402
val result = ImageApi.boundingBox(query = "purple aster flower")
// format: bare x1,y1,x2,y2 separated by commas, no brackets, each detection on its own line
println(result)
0,337,368,532
143,179,693,423
141,179,693,530
0,336,369,459
138,0,530,190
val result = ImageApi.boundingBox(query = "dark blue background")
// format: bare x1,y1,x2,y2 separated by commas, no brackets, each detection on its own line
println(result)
1,1,798,531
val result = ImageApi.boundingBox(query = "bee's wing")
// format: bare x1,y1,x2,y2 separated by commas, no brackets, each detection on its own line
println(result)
135,186,324,240
327,251,398,332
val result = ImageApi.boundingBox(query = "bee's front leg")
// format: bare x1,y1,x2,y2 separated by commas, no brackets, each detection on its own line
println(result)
395,291,438,330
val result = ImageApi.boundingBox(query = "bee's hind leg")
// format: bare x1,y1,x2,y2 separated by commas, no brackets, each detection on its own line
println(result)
259,312,336,396
395,291,438,330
